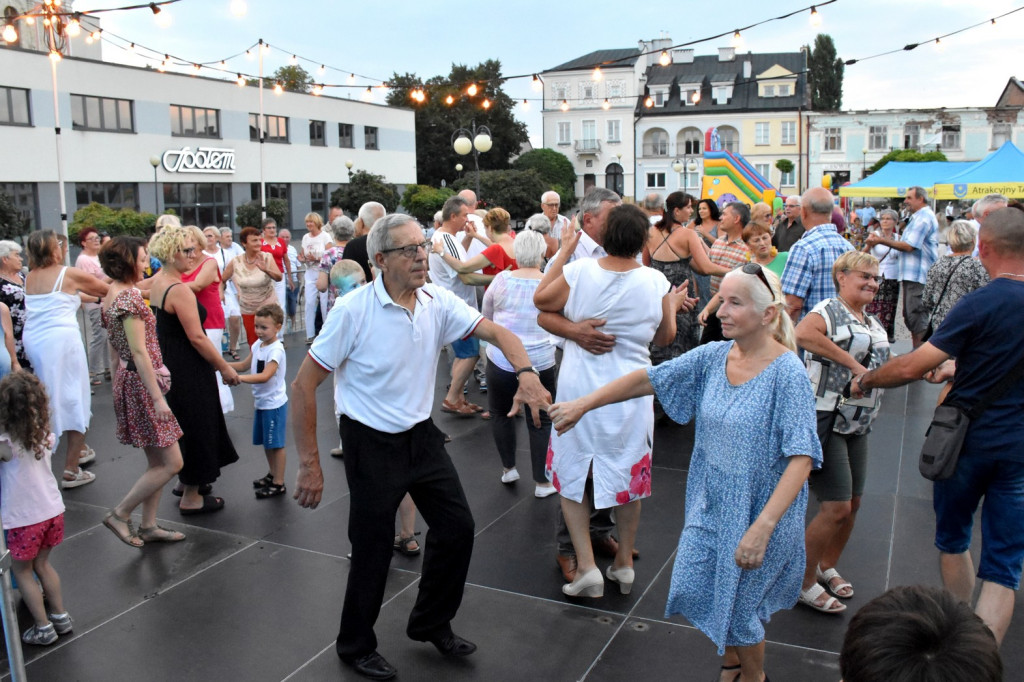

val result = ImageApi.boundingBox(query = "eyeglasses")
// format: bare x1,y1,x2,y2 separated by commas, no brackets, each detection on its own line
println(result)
844,269,882,283
381,242,429,258
542,202,560,208
181,247,197,256
741,262,774,297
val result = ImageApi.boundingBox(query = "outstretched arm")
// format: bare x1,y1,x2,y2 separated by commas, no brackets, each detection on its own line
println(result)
547,368,654,435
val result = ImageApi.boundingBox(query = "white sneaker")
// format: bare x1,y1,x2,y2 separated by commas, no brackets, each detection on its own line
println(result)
500,468,520,484
535,484,557,498
330,441,344,457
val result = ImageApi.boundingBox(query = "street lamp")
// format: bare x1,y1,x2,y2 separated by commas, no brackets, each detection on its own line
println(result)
451,121,492,198
455,163,464,180
672,158,699,191
345,159,354,182
149,156,161,215
861,147,869,208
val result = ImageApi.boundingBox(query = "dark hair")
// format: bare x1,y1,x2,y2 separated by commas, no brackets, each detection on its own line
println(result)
78,227,98,246
603,204,648,258
0,373,51,459
25,230,61,269
239,226,261,244
742,222,771,242
656,191,696,233
724,202,750,228
261,217,277,230
254,303,285,326
840,585,1002,682
99,236,148,282
694,198,720,225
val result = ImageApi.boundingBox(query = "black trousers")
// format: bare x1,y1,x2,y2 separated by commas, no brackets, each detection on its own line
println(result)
336,416,475,658
486,363,557,483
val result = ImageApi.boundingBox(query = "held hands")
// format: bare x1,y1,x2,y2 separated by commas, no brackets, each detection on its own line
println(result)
865,233,882,248
925,359,956,384
222,366,241,386
547,399,585,436
734,519,773,570
667,280,699,313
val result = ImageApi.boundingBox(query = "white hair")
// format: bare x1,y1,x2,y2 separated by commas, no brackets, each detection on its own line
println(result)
720,265,795,351
512,229,546,268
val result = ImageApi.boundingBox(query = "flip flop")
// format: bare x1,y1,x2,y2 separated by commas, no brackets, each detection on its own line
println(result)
179,495,225,516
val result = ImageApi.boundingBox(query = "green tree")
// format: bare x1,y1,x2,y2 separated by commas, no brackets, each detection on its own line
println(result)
330,170,400,214
452,169,546,220
386,60,530,190
235,198,289,229
868,149,948,175
247,65,312,93
401,185,455,224
775,159,794,174
806,34,844,111
69,203,158,241
0,190,27,241
512,148,577,209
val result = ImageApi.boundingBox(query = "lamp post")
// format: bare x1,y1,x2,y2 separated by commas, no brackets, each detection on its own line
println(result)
149,156,161,215
451,121,492,198
455,163,464,180
861,147,869,208
672,158,699,192
345,159,354,182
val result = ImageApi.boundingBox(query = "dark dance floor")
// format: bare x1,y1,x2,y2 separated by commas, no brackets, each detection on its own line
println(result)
3,337,1019,681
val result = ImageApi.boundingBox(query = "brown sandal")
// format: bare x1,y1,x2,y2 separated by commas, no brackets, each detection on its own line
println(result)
103,512,144,548
441,399,476,417
138,525,186,543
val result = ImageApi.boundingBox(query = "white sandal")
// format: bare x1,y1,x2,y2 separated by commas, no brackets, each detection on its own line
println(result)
816,565,854,598
62,468,96,489
798,583,846,614
78,446,96,466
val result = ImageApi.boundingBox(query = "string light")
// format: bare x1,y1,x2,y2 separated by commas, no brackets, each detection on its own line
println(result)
482,98,491,109
65,17,81,37
809,5,821,26
521,99,529,111
192,63,201,73
289,54,298,66
312,84,323,96
127,42,135,53
24,15,35,26
148,2,161,15
644,96,653,108
273,81,283,94
659,50,670,66
362,86,373,102
260,42,270,54
347,73,355,85
49,50,62,63
602,98,611,110
731,30,743,49
560,99,569,112
236,73,245,86
445,94,455,105
934,37,944,52
245,49,253,59
155,8,172,28
467,83,478,97
531,74,542,92
2,24,17,43
230,0,247,17
219,60,227,68
90,29,101,41
592,66,602,81
317,64,325,78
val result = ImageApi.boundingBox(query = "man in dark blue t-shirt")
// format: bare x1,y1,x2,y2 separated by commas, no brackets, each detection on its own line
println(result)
852,207,1024,647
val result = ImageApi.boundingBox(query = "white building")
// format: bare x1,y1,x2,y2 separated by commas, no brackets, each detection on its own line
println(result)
0,41,416,233
806,78,1024,190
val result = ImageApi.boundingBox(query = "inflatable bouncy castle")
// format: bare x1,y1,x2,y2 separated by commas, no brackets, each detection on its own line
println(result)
701,127,779,208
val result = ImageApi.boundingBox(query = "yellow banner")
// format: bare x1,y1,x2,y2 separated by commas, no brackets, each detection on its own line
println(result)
933,183,1024,200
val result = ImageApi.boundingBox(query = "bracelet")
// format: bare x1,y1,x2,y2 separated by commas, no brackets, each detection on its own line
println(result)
515,366,540,381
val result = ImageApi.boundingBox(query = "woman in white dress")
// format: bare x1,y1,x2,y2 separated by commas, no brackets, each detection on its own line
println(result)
298,213,333,343
534,204,696,599
22,230,108,488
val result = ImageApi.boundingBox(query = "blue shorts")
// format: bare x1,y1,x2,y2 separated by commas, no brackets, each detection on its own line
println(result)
253,404,288,450
451,336,480,359
933,456,1024,590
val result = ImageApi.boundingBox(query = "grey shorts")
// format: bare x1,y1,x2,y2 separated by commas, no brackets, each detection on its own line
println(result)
810,432,868,502
902,281,929,336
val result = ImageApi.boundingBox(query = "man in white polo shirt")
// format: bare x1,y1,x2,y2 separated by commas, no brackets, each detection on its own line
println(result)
291,213,550,681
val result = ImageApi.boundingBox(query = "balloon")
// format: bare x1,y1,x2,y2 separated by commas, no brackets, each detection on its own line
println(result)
822,174,832,190
762,189,776,207
773,197,784,212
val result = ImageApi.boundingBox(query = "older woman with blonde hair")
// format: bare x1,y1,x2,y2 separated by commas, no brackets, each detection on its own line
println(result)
749,202,772,231
299,212,333,343
182,226,232,413
795,250,890,615
549,263,819,682
148,226,240,515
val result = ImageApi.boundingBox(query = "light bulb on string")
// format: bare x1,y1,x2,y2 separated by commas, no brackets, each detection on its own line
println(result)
810,6,822,27
531,74,542,92
347,73,355,85
934,38,944,52
154,6,172,28
49,50,62,63
236,73,245,87
2,24,17,43
362,86,373,102
273,81,283,95
602,98,611,110
127,42,135,53
317,64,325,78
193,63,201,73
261,42,270,54
560,99,569,112
731,30,743,49
445,94,454,105
245,49,253,60
219,60,226,68
229,0,247,17
289,54,298,66
312,84,323,96
521,99,530,111
65,18,81,38
89,29,101,42
659,50,670,66
467,83,478,97
482,98,491,109
592,66,602,81
24,15,34,26
644,96,653,108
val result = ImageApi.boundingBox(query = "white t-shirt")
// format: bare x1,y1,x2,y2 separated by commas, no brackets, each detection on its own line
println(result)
429,232,479,310
0,432,64,529
250,338,287,409
302,231,333,282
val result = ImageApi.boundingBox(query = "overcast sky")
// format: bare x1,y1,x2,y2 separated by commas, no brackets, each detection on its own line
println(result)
79,0,1023,146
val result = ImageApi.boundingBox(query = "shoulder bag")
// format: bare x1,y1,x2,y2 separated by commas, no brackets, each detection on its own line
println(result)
920,352,1024,480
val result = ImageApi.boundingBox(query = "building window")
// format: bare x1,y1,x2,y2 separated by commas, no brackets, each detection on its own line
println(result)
581,120,597,147
249,113,288,143
553,83,568,100
643,128,669,156
75,183,138,211
310,183,326,217
646,172,666,189
71,94,134,132
755,164,770,180
780,169,795,186
557,121,571,145
309,119,326,147
0,86,30,126
868,125,888,151
607,81,623,99
0,182,38,235
942,124,961,150
993,122,1012,149
165,183,233,227
755,122,770,145
778,84,791,96
904,123,920,149
824,127,842,151
763,85,776,97
364,126,378,150
250,182,290,208
170,104,219,138
781,121,796,145
679,127,702,155
338,123,353,148
650,88,669,107
606,119,621,143
605,163,624,196
580,82,595,101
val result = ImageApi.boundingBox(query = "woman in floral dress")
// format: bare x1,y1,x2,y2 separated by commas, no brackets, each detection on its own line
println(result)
99,236,186,547
535,204,695,600
0,240,29,371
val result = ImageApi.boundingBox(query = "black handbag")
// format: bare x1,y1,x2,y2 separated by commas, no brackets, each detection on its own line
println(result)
920,353,1024,480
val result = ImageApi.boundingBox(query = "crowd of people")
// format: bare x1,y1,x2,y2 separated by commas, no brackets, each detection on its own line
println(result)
0,183,1017,682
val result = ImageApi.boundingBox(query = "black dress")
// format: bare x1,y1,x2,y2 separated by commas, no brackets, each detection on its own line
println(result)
154,283,238,486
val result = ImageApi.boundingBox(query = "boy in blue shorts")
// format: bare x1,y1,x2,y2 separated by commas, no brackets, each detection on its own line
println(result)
228,303,288,499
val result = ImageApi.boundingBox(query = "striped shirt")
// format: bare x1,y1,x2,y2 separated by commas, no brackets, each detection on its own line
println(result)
709,235,749,294
481,271,555,372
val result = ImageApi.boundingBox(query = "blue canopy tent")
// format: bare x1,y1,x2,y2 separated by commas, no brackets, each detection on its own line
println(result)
838,161,975,198
934,142,1024,200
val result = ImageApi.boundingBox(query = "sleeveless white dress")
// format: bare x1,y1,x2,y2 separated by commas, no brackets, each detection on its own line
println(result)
23,267,91,435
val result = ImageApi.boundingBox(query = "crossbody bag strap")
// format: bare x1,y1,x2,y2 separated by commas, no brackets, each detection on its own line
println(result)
928,256,969,326
965,350,1024,419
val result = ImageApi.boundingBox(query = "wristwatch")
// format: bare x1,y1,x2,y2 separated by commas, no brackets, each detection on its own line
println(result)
515,366,540,381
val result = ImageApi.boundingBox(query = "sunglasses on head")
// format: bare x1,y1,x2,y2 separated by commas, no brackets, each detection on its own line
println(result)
741,262,774,297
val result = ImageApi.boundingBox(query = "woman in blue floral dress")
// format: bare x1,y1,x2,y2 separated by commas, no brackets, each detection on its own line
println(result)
549,263,820,682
